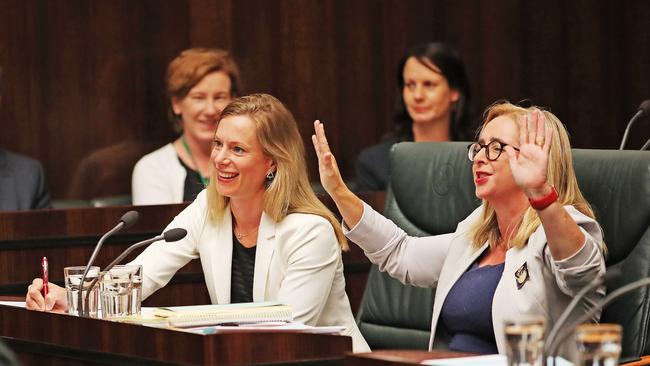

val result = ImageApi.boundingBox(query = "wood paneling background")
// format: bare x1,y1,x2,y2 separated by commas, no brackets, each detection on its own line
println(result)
1,0,649,199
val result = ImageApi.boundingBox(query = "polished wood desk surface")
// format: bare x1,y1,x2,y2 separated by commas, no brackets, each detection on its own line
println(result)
0,304,352,365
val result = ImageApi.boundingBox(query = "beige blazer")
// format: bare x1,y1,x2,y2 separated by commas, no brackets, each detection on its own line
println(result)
131,190,369,352
345,203,605,359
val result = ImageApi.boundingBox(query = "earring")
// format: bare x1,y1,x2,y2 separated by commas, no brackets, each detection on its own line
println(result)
264,171,275,189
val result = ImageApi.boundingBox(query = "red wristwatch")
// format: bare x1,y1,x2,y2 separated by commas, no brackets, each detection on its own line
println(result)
528,186,558,210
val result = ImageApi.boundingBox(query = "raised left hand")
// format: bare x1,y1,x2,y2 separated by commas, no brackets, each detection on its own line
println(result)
504,109,554,197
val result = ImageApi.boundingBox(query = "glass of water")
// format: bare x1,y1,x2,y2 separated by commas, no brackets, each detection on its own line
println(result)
122,264,142,315
99,265,137,319
64,266,100,318
575,323,622,366
504,317,545,366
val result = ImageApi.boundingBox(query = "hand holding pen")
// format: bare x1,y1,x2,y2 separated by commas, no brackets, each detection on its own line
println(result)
42,257,49,297
25,258,67,312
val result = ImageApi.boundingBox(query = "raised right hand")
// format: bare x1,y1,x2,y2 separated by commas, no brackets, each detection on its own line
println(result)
311,120,365,228
26,278,68,313
311,120,348,197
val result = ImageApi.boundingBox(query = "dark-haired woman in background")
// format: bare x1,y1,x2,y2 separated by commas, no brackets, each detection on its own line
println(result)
356,42,473,191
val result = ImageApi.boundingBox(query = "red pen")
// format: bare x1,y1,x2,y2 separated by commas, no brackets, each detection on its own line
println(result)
41,257,49,297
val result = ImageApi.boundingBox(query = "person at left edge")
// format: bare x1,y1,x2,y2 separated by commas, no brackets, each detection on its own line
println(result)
26,93,370,353
0,65,51,211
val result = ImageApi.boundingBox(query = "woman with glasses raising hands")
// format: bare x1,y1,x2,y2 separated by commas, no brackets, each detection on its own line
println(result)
312,101,605,358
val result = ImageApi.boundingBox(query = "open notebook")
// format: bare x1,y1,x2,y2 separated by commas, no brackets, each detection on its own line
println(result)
151,301,293,328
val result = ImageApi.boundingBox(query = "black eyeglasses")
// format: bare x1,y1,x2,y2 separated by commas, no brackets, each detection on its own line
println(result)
467,141,520,162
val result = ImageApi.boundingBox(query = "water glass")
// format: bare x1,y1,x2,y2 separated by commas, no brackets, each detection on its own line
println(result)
99,265,142,319
575,323,622,366
64,266,100,318
504,317,545,366
123,264,143,315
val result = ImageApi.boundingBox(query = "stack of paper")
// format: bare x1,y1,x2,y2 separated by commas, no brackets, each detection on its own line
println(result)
151,301,293,328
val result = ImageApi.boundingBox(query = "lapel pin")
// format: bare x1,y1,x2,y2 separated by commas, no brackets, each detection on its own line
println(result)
515,262,530,290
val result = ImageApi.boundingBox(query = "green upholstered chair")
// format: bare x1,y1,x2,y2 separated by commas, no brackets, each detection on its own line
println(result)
572,149,650,358
356,141,479,350
355,142,650,358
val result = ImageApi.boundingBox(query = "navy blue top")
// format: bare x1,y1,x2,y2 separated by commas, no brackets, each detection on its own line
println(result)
439,262,505,354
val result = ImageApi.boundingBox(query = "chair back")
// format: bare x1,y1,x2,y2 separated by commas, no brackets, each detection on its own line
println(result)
572,149,650,357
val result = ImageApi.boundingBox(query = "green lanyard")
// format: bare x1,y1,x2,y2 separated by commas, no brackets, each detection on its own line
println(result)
181,135,210,187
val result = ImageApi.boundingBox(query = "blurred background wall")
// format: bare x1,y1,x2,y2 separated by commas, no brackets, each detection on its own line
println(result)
0,0,648,199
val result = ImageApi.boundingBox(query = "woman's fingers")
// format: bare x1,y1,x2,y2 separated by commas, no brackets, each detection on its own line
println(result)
543,125,553,153
535,109,546,146
519,113,528,145
312,120,338,171
44,292,60,311
311,134,321,160
527,111,537,145
26,278,45,311
520,109,549,149
313,120,331,154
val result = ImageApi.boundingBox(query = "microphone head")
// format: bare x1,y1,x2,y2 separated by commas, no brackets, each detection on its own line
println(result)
119,210,139,229
639,100,650,114
163,228,187,242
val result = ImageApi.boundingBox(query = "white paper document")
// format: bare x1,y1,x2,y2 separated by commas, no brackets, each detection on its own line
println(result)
422,355,573,366
0,301,26,308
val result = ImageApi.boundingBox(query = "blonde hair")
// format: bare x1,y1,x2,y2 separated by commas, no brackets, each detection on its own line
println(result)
206,94,349,250
166,48,242,132
470,101,596,250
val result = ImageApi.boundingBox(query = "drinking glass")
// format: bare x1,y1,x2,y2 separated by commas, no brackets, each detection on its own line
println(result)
504,317,545,366
64,266,100,318
575,323,622,366
99,265,142,319
121,264,143,315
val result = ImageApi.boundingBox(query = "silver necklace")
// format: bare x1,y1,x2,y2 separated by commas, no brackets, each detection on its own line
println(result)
234,226,258,240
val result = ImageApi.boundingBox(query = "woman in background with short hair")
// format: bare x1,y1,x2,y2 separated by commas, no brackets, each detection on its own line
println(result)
132,48,242,205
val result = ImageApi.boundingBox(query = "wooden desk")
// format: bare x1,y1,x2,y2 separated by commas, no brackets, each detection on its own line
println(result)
0,304,351,365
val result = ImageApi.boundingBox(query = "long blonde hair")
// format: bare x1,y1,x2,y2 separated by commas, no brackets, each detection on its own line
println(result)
470,101,595,250
206,94,348,250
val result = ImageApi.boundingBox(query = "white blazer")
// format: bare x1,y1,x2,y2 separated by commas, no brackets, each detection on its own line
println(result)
132,143,186,205
345,203,605,359
130,190,369,352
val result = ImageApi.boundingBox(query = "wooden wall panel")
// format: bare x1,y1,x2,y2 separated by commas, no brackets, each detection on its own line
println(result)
0,0,649,199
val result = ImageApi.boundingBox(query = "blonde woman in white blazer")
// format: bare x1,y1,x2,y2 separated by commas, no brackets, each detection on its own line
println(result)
312,101,606,359
27,94,369,352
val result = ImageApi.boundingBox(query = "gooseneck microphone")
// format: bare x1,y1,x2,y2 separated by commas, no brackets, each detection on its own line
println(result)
84,228,187,307
619,100,650,150
544,268,622,360
78,210,139,317
641,138,650,151
547,271,649,364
